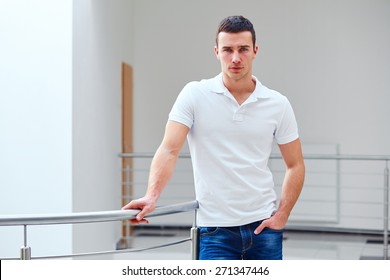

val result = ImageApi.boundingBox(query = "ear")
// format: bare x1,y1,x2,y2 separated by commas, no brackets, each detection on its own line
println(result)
214,46,220,60
253,44,259,58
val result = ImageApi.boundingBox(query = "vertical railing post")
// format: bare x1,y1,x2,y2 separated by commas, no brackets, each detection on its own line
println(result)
20,225,31,260
383,161,389,260
191,209,199,260
125,162,131,245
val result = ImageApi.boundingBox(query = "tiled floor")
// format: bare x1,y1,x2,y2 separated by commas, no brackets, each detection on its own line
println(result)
283,231,385,260
112,228,388,260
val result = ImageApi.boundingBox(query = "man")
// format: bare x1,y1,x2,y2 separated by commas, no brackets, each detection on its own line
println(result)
122,15,305,260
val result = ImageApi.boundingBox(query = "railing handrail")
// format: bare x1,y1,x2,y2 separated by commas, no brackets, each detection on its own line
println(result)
0,200,199,227
119,152,390,161
118,151,389,260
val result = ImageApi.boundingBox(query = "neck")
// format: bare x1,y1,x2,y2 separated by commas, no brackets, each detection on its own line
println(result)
222,73,256,104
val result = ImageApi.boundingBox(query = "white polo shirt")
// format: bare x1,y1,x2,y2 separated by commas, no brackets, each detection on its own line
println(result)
169,73,299,227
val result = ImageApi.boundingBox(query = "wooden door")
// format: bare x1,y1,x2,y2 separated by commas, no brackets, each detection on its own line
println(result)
121,63,133,246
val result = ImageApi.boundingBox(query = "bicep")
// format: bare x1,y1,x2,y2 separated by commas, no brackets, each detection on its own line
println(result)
278,138,304,168
160,120,189,155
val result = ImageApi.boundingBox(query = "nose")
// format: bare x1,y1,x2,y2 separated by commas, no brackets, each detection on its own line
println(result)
232,51,240,63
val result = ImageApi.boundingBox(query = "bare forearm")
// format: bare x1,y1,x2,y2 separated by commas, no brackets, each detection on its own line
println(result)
277,162,305,222
254,160,304,234
145,145,180,202
122,121,189,221
122,146,179,221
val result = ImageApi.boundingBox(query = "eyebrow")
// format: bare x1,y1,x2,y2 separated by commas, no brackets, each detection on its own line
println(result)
221,45,251,49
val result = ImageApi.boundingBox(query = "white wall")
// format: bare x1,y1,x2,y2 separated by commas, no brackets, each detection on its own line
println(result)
72,0,134,256
0,0,134,259
132,0,390,155
1,0,389,259
0,0,73,258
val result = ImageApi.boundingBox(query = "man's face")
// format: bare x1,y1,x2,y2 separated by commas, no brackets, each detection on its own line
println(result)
215,31,258,82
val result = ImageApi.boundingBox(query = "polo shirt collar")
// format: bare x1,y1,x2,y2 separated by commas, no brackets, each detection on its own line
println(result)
210,73,272,99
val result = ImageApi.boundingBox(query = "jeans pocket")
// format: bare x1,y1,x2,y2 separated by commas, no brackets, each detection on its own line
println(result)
263,227,284,233
200,227,219,236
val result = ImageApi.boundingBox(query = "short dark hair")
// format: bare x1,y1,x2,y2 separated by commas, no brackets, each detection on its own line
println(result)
216,15,256,47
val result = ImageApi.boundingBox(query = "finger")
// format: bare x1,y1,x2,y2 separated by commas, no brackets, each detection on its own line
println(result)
122,199,145,210
136,208,151,221
254,219,272,235
121,201,136,210
254,225,264,235
121,205,131,210
128,218,149,225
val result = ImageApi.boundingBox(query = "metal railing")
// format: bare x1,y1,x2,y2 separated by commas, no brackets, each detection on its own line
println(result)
120,152,390,260
0,200,199,260
286,154,389,260
1,153,389,260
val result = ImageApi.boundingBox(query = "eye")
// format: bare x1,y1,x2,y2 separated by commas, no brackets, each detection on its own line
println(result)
240,47,249,53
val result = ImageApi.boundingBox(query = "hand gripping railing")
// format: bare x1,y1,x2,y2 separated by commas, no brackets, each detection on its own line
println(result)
0,200,199,260
121,152,390,260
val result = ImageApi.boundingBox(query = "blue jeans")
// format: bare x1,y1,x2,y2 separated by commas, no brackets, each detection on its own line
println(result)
199,220,283,260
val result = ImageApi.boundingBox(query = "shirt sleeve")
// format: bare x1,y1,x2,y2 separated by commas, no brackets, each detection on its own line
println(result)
274,97,299,145
168,82,195,129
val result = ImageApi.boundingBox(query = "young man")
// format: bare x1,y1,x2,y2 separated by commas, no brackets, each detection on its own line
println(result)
122,15,305,260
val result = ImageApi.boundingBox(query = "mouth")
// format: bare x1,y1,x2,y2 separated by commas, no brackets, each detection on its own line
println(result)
229,66,243,72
